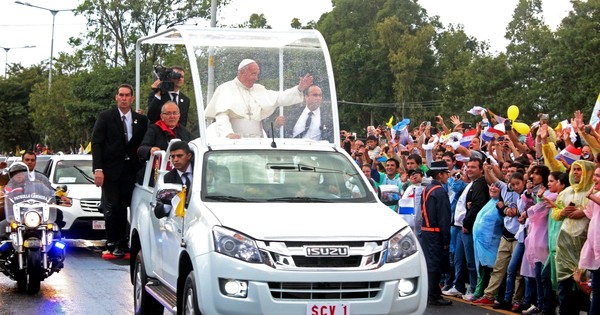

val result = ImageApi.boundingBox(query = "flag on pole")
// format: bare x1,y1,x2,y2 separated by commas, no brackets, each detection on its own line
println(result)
487,108,506,124
481,127,505,142
460,129,478,147
172,186,187,217
84,142,92,154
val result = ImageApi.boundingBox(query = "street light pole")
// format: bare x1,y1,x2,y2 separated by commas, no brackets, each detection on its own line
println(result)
15,1,74,90
0,45,36,77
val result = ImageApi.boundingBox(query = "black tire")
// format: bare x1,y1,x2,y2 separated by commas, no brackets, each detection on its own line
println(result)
133,250,164,315
26,249,42,294
181,272,201,315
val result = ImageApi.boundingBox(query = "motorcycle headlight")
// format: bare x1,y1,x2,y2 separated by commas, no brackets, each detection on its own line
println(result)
213,226,263,263
386,227,418,263
24,211,42,228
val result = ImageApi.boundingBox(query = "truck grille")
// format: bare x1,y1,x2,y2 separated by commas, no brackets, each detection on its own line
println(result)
268,281,382,300
260,241,384,270
80,199,101,212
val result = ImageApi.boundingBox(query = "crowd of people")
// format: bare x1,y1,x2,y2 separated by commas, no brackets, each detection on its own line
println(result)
340,109,600,314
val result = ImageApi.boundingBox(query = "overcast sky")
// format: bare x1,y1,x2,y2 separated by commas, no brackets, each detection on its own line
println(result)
0,0,572,76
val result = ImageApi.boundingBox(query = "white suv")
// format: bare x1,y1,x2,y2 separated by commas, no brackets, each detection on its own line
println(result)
44,154,104,240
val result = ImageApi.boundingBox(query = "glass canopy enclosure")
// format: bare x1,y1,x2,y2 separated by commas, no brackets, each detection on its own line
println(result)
135,26,340,145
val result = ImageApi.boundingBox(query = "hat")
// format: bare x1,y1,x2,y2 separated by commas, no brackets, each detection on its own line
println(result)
238,59,256,70
429,161,450,173
555,144,582,165
407,168,424,176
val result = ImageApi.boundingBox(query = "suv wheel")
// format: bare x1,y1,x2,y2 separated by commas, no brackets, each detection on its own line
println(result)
134,250,163,315
182,271,201,315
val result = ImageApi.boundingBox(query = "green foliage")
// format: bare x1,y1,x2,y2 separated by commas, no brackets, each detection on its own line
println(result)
8,0,600,151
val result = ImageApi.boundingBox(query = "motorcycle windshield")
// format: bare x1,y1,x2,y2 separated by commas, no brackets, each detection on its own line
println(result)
3,171,57,224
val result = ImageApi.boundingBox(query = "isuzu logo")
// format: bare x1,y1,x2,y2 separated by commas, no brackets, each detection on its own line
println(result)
305,246,349,257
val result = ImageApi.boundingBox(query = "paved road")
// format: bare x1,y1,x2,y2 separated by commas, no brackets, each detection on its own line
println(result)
0,242,510,315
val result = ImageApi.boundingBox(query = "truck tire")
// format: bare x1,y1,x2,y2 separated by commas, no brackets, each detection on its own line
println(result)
134,250,164,315
182,272,201,315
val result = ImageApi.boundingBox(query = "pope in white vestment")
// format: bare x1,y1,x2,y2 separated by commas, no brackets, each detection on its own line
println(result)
204,59,313,138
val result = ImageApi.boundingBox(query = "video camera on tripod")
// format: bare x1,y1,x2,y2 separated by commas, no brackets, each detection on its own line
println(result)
153,65,182,95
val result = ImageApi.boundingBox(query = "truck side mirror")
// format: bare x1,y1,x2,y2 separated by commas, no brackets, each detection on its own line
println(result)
154,201,170,219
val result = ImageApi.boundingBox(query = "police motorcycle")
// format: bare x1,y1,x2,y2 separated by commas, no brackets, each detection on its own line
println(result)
0,162,66,294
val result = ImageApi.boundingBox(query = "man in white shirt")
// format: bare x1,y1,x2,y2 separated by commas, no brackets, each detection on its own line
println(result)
205,59,313,139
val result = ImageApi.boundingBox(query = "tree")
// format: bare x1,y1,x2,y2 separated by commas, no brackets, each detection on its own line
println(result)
318,0,395,133
238,13,271,29
0,65,46,153
501,0,554,123
73,0,230,68
543,0,600,121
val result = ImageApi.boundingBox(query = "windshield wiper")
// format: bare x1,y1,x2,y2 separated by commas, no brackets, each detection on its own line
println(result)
73,165,95,184
266,197,333,202
204,195,249,202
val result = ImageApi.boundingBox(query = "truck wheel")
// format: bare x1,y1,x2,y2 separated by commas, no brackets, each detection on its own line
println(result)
182,272,201,315
134,250,163,315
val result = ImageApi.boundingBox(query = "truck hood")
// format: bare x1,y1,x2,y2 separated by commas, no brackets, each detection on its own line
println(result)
204,202,408,241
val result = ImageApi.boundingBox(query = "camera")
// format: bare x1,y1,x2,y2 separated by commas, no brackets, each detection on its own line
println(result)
462,122,472,130
154,65,182,95
504,119,513,129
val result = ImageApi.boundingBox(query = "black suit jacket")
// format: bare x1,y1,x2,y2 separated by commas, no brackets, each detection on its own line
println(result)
137,124,193,160
91,108,148,181
147,90,190,127
265,105,334,142
163,169,184,185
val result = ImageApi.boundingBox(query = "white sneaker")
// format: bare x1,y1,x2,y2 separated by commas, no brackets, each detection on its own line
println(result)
462,293,476,301
442,287,463,297
522,305,540,315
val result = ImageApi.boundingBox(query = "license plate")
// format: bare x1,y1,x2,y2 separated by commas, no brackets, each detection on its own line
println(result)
24,239,41,248
92,220,105,230
307,303,350,315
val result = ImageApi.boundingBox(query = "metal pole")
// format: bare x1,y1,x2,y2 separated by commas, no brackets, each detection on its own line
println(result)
0,45,36,78
14,2,73,91
49,10,57,90
3,48,8,78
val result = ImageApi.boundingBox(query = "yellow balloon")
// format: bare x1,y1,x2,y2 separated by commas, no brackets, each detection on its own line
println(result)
507,105,519,121
512,122,530,135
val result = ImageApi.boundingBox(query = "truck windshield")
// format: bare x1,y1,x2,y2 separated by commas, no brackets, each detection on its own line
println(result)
202,150,376,203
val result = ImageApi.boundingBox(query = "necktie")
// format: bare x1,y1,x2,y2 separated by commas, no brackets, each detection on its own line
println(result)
305,111,313,133
295,112,313,138
122,115,129,143
170,92,178,104
182,172,191,190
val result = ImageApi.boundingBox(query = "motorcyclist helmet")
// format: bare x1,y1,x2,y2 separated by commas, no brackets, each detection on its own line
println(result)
8,162,28,178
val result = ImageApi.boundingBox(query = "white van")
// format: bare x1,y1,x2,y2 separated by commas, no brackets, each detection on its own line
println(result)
129,27,427,315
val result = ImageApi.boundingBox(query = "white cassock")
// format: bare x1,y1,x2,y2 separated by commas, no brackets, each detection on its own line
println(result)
205,78,304,138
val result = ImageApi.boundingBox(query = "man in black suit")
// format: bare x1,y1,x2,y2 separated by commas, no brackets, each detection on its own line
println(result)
92,83,148,257
137,101,193,161
147,66,191,127
267,85,334,142
163,141,193,187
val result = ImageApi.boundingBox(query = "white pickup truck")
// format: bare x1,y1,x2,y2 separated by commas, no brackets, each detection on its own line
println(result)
129,27,427,315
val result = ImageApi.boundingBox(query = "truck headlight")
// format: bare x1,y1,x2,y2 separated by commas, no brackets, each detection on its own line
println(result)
24,211,42,228
385,227,417,263
213,226,262,263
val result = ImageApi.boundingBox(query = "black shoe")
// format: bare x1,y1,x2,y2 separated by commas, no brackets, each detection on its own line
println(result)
493,300,511,310
429,298,453,306
112,247,125,258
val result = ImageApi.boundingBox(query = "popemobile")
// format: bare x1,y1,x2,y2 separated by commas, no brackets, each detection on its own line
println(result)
129,26,428,315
